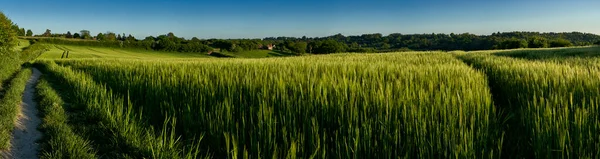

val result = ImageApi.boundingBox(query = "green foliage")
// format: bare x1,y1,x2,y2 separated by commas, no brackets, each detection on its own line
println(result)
95,33,104,41
499,38,528,49
105,32,117,41
528,36,548,48
36,79,97,159
18,28,25,37
0,12,18,51
79,30,91,39
549,39,573,47
285,41,307,54
310,39,347,53
43,29,52,37
26,29,33,37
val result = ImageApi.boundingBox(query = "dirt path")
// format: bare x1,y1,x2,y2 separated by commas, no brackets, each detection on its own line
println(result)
2,68,43,159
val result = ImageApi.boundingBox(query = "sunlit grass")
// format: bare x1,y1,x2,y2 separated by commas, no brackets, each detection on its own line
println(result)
52,52,501,158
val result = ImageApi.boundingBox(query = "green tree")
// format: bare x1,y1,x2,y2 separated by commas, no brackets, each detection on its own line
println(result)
19,28,25,36
286,41,307,54
349,42,360,48
105,32,117,41
528,36,548,48
126,34,136,41
80,30,91,39
66,31,73,38
500,38,528,49
0,12,18,50
549,39,573,47
96,33,105,41
311,39,347,54
141,36,155,50
26,29,33,36
43,29,52,37
73,33,80,39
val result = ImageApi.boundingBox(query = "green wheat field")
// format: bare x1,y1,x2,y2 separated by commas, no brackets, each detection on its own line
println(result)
4,41,600,158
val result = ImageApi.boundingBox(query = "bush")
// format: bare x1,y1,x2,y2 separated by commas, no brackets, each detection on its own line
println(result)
549,39,573,47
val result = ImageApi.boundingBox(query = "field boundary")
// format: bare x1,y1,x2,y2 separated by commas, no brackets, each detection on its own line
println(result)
5,68,43,158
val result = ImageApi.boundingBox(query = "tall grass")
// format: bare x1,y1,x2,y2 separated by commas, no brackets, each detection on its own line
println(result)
55,53,501,158
460,53,600,158
495,46,600,68
35,61,204,158
0,68,32,149
36,78,97,159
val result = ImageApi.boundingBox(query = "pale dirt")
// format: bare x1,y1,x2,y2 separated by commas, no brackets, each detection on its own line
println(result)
1,68,43,159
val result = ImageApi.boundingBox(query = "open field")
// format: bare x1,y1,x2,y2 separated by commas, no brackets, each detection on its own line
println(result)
38,52,501,158
37,44,213,59
25,46,600,158
2,44,600,158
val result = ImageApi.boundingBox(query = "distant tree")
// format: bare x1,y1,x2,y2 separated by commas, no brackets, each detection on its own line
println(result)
285,41,307,54
73,33,80,39
105,32,117,41
155,35,178,51
43,29,52,37
381,43,391,49
126,34,136,41
500,38,528,49
213,40,235,51
26,29,33,36
80,30,91,39
10,24,19,36
167,32,176,39
311,39,347,54
96,33,105,41
348,42,359,49
19,28,25,36
527,36,548,48
66,31,73,38
549,38,573,47
117,34,122,41
0,12,18,50
141,36,155,50
596,40,600,45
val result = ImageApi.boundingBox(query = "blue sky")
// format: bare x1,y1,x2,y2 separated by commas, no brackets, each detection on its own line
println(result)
1,0,599,39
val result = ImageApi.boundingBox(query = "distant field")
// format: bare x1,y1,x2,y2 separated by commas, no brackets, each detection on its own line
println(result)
220,50,295,58
37,44,212,59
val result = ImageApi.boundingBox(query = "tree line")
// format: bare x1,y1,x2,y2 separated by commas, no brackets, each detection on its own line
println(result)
27,28,600,55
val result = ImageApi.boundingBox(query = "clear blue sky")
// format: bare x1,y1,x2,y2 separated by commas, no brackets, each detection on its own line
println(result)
2,0,599,39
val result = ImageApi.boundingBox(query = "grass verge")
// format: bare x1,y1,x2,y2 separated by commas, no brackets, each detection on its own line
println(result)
36,78,97,158
0,68,32,149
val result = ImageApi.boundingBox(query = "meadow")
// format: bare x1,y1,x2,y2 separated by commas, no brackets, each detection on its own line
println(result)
1,41,598,158
37,44,212,59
